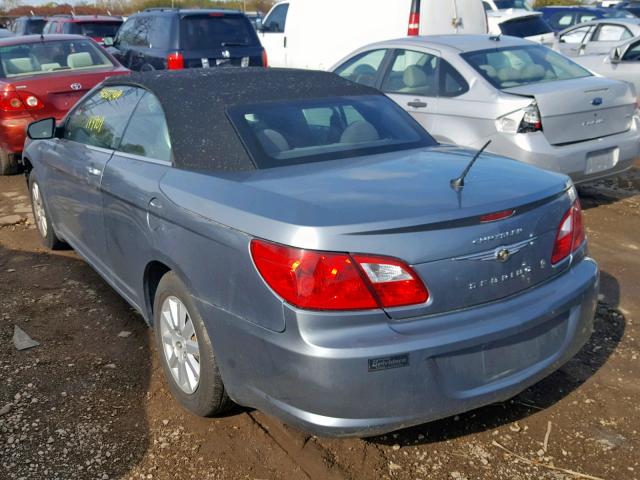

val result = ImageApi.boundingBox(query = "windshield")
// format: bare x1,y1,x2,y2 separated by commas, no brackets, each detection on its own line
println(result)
67,21,122,37
228,95,436,168
462,45,592,89
500,16,552,37
180,14,257,49
0,39,114,78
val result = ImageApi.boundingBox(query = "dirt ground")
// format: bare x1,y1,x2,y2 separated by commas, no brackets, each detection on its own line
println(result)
1,166,639,480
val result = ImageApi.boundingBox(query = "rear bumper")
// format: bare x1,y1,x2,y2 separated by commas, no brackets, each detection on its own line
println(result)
487,118,640,183
201,258,599,437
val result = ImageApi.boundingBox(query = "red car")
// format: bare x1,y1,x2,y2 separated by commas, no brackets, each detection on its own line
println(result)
43,15,123,45
0,34,129,174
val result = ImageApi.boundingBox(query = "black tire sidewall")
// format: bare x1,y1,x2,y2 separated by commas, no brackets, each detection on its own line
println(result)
153,272,229,417
0,151,18,176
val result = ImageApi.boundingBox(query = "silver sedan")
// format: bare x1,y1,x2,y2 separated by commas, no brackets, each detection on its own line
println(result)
332,35,640,183
554,18,640,57
573,35,640,93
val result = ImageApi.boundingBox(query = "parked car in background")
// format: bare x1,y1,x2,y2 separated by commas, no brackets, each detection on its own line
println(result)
487,10,555,44
259,0,487,70
555,18,640,56
483,0,534,12
609,1,640,17
333,35,640,183
538,6,633,33
106,8,266,71
43,15,123,45
245,11,263,30
23,68,599,437
573,35,640,92
10,16,48,36
0,34,128,175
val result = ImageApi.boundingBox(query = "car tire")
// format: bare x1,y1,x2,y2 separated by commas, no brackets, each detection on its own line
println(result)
0,150,18,176
28,175,65,250
154,271,232,417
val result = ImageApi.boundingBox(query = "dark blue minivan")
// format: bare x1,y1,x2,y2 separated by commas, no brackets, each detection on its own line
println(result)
539,6,633,32
107,8,267,71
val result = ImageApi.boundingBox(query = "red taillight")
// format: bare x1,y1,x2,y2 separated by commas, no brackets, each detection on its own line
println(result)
0,91,44,112
551,200,585,265
407,0,421,35
261,49,268,68
167,52,184,70
250,239,429,311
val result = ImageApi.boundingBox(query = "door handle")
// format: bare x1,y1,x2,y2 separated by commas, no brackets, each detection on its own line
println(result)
86,166,102,177
407,100,427,108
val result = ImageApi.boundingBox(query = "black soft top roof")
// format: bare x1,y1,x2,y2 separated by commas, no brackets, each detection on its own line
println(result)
102,68,382,172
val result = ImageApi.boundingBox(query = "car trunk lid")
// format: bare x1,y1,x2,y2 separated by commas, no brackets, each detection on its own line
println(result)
161,146,574,317
505,76,636,145
8,67,128,119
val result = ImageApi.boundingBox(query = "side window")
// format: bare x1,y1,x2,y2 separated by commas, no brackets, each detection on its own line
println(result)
119,92,172,162
593,24,632,42
578,14,596,23
262,3,288,33
622,40,640,61
440,60,469,98
64,86,144,149
129,17,151,47
334,49,387,88
149,17,173,49
550,13,574,29
381,49,439,97
560,25,593,43
115,18,136,46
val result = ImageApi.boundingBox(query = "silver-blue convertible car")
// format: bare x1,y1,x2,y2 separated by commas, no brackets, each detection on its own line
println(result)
23,69,598,437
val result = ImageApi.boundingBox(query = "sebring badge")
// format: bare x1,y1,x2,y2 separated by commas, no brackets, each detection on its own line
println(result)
70,83,82,91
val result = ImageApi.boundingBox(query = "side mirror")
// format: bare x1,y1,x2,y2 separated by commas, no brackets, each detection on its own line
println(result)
610,46,624,63
103,36,114,47
27,118,56,140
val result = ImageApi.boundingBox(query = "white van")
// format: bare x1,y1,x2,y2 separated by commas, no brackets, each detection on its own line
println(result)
259,0,488,70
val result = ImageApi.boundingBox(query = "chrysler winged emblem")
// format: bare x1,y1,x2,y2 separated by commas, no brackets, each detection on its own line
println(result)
70,83,82,91
496,248,511,263
221,49,231,58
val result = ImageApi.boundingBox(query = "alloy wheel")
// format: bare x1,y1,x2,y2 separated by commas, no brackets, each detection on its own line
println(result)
159,296,201,394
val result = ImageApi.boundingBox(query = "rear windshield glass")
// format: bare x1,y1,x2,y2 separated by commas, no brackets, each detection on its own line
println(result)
25,20,47,34
461,45,591,89
228,95,436,168
0,39,113,78
67,21,122,37
180,14,257,49
499,16,552,37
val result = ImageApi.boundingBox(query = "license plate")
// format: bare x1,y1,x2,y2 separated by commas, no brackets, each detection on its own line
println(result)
586,149,618,175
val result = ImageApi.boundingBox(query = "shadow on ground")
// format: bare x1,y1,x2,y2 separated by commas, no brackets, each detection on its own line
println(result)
371,270,624,447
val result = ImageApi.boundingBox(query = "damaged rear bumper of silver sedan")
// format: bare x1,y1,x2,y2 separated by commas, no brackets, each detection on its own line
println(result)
488,117,640,184
199,256,599,438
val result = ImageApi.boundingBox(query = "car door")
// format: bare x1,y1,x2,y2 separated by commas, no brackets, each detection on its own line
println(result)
608,39,640,92
101,89,173,308
44,86,144,270
557,24,595,56
379,48,441,134
583,23,634,55
259,3,289,67
430,59,473,145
